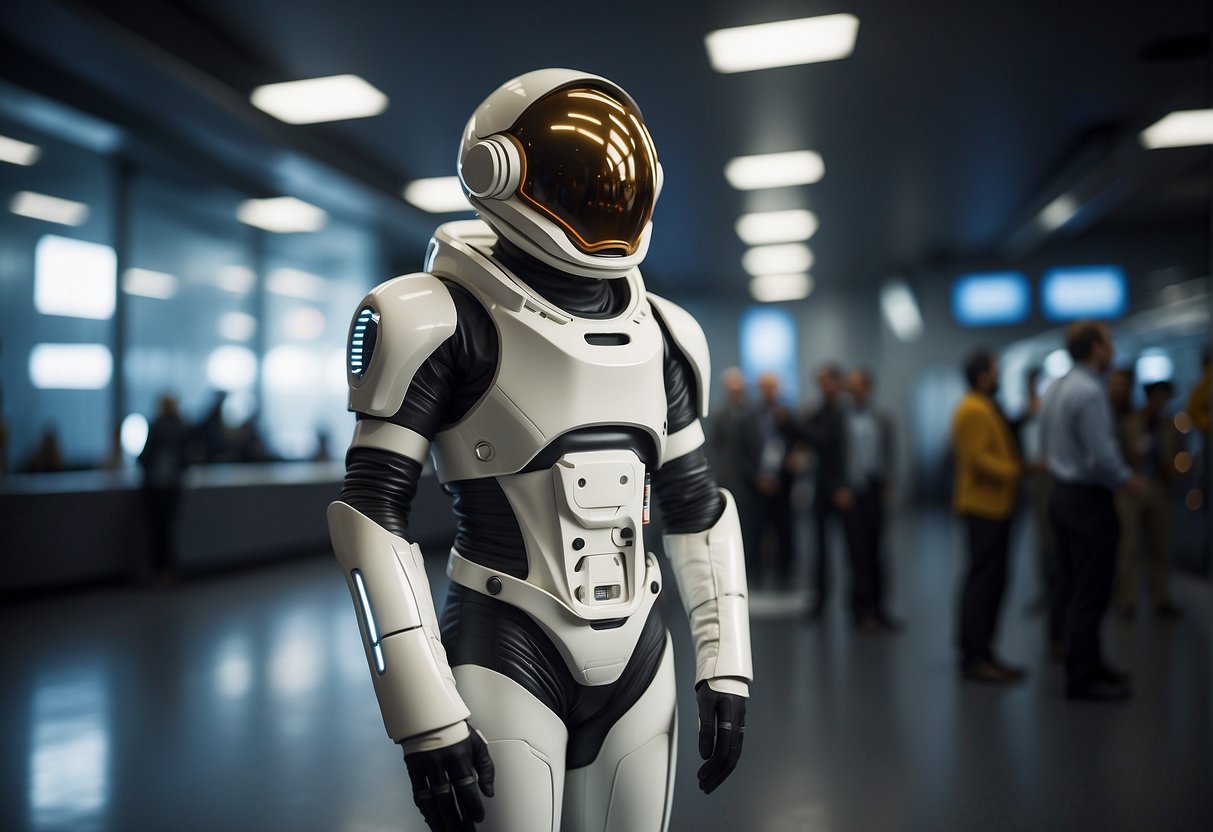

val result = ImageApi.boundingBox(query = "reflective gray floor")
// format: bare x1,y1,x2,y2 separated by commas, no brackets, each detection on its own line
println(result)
1,509,1209,832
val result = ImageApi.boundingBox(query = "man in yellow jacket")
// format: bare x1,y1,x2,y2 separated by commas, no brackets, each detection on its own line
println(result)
951,349,1024,683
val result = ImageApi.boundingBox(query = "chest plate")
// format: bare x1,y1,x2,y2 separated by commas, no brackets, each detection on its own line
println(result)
427,221,668,483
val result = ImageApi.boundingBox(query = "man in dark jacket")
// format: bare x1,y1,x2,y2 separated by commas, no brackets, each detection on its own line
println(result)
801,365,848,619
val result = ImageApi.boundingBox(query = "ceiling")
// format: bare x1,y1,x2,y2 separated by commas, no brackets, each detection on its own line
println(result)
1,0,1209,299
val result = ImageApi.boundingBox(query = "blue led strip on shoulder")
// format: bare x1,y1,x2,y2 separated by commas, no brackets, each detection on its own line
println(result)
351,569,386,674
349,307,379,379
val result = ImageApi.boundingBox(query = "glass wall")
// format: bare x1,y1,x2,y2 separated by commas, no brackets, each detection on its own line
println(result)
0,112,116,470
261,223,374,461
0,90,383,478
124,172,260,453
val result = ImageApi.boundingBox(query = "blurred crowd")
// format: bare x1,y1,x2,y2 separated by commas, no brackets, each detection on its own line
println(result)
1,390,335,476
951,323,1208,700
707,321,1209,702
708,363,901,633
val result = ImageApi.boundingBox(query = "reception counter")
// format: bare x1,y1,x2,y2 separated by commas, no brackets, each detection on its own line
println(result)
0,462,456,593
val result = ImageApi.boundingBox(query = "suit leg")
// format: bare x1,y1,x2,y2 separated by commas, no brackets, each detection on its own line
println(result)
561,634,678,832
1144,482,1171,605
453,665,570,832
811,501,831,608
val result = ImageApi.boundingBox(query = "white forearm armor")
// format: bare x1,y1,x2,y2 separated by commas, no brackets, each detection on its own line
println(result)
664,489,752,697
328,501,471,742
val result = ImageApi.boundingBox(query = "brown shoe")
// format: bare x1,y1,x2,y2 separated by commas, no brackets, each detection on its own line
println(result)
989,659,1027,681
962,661,1024,684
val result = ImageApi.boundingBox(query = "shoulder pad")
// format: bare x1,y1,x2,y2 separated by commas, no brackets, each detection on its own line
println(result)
347,273,457,417
647,293,710,418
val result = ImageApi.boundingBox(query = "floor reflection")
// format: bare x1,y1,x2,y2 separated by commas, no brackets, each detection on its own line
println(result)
29,667,110,832
0,509,1208,832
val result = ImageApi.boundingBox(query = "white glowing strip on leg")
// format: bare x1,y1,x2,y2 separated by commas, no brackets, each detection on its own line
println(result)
352,570,386,673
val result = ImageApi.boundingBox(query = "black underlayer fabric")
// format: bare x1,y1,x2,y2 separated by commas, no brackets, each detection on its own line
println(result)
341,448,422,538
491,236,630,319
651,447,724,534
382,279,498,440
444,477,528,579
441,582,668,768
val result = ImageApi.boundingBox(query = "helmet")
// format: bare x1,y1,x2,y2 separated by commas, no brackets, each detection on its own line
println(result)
458,69,663,279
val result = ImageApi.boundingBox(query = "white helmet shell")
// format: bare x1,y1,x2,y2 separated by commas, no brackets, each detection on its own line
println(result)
458,69,663,279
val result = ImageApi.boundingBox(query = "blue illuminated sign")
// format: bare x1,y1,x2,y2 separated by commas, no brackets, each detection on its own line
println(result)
740,306,799,401
1041,265,1127,321
952,271,1031,327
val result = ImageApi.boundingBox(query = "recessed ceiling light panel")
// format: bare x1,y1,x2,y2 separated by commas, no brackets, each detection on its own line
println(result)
725,151,824,190
750,273,814,302
11,191,89,226
742,243,814,276
403,177,470,213
706,14,859,73
0,133,41,166
736,209,819,245
251,74,388,125
1140,109,1213,149
237,197,327,233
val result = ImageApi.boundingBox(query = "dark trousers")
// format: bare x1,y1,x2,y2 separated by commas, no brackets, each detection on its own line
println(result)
842,482,886,620
958,514,1012,667
1049,483,1120,690
810,497,842,606
142,486,181,573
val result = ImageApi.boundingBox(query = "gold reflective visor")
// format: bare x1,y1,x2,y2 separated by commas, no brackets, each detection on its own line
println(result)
506,86,657,255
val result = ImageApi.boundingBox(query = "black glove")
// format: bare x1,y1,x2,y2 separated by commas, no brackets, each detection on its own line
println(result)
696,683,746,794
403,726,495,831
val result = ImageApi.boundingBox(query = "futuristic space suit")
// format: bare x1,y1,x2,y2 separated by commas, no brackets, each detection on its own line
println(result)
328,68,753,832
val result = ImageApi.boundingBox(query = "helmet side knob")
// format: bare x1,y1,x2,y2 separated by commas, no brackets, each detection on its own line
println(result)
460,136,522,199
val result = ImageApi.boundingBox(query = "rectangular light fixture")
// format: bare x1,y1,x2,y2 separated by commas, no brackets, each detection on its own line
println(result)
29,343,113,390
742,243,814,276
750,273,814,303
735,209,818,245
122,268,179,300
0,133,41,165
725,151,824,190
705,14,859,73
952,271,1031,327
880,280,924,342
1037,193,1079,232
34,234,116,319
267,267,328,300
1041,265,1127,321
251,74,388,125
1140,109,1213,149
236,197,327,233
403,177,470,213
11,191,89,226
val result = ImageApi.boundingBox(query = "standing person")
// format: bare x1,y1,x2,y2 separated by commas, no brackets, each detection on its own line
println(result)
709,368,759,580
841,368,900,632
746,371,797,590
1116,380,1182,618
138,395,191,583
1041,322,1141,701
1019,368,1063,655
951,350,1025,682
801,364,848,620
